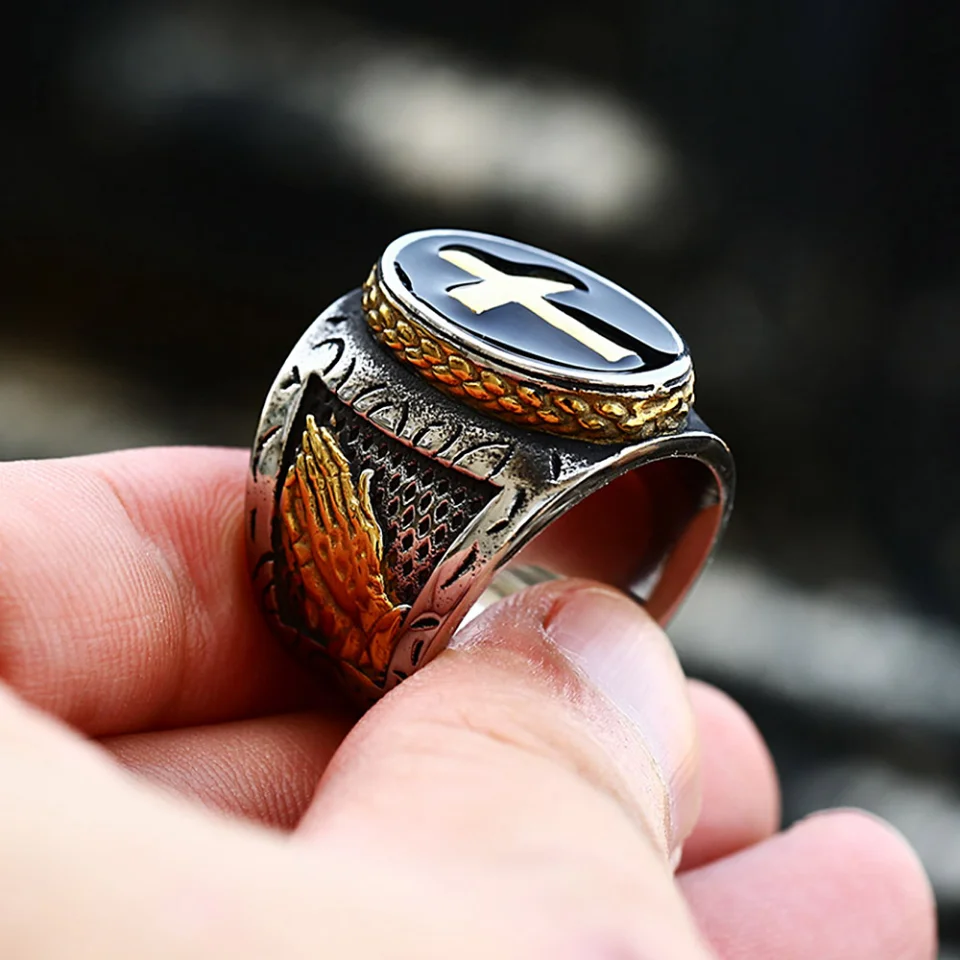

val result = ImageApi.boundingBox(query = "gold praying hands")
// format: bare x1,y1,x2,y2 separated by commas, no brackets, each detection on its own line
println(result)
279,416,409,677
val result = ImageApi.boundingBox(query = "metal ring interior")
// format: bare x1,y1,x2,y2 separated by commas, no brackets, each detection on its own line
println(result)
495,441,731,624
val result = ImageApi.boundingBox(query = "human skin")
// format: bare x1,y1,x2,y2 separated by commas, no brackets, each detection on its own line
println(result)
0,448,937,958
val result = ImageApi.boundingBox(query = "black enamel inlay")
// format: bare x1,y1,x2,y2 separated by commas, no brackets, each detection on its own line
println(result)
391,233,683,375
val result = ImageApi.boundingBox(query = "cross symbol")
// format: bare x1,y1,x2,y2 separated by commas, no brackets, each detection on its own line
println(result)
439,249,636,364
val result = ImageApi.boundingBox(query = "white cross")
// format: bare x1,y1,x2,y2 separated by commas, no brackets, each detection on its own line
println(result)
439,249,635,364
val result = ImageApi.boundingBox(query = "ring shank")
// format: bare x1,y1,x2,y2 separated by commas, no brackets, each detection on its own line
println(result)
508,451,727,622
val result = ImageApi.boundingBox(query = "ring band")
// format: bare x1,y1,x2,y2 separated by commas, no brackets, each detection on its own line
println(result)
247,229,734,702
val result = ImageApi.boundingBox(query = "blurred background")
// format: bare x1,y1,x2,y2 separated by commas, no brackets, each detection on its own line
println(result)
4,0,959,950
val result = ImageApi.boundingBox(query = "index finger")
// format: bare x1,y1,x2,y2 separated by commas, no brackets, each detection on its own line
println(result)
0,448,341,736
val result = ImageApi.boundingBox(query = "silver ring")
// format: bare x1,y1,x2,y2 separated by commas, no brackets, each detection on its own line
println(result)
247,229,734,702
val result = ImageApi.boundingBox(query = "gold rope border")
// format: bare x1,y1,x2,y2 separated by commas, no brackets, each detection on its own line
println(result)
361,268,694,444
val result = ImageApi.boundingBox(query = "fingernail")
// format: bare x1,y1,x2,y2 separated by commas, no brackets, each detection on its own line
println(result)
545,585,698,852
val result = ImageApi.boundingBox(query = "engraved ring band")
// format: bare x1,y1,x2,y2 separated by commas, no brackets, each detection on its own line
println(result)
247,229,734,703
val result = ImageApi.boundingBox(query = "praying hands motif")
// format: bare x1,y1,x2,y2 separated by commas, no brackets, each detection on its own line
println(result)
279,415,409,677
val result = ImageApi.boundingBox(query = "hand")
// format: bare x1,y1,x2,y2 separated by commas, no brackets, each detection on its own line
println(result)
279,416,408,673
0,449,935,958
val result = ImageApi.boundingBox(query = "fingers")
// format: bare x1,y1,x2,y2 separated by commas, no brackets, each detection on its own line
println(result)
0,682,530,960
0,449,323,736
309,420,348,524
95,679,779,852
679,681,780,870
305,579,699,855
318,425,354,488
300,580,712,958
102,709,354,829
298,448,333,536
298,423,361,614
680,809,937,959
0,582,933,959
355,469,383,558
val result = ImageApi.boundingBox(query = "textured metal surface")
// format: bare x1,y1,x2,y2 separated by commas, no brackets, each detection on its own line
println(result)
277,377,497,609
248,288,733,701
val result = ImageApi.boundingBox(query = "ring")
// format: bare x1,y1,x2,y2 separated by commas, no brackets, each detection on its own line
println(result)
247,229,734,702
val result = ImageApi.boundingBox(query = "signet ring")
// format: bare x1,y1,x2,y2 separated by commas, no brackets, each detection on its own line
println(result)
247,229,734,703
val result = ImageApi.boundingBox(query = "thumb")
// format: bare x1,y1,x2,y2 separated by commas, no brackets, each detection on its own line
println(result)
299,580,710,958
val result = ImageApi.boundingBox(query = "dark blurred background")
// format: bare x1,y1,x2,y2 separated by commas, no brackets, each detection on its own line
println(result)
4,0,960,950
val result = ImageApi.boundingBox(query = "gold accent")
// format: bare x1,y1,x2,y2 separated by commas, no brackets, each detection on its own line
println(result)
362,269,693,443
439,249,635,364
279,415,409,676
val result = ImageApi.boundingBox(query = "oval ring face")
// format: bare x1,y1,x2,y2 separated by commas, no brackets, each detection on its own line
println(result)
379,229,690,390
